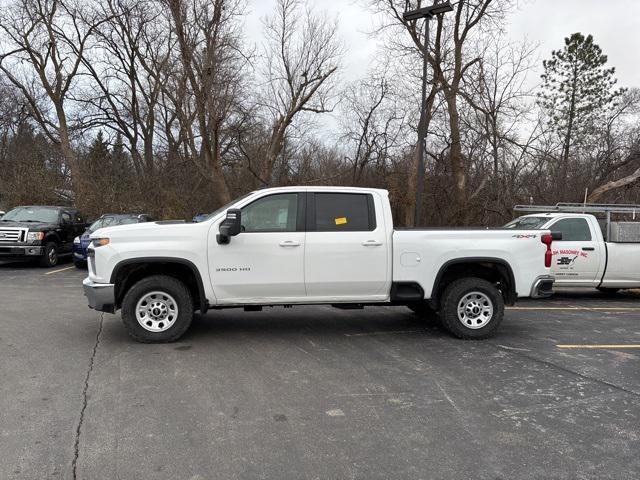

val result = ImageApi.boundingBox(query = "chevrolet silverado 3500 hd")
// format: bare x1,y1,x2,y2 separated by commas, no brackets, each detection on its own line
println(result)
83,187,554,342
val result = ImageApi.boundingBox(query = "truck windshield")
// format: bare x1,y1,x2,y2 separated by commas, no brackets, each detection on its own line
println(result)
1,207,59,223
504,216,549,229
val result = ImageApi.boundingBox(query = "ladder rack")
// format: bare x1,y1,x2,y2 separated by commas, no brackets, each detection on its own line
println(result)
513,203,640,215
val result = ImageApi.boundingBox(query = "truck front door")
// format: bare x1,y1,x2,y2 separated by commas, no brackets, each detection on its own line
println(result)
209,192,306,304
548,217,602,286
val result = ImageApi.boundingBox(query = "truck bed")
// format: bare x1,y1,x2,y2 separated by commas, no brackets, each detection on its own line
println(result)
393,228,549,299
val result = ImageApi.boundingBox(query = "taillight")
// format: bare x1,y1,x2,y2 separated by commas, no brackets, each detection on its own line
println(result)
541,234,553,268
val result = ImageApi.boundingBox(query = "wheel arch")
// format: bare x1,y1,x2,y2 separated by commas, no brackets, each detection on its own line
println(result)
43,231,61,246
430,257,516,309
110,257,208,313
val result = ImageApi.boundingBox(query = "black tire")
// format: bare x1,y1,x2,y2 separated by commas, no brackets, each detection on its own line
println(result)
407,302,439,322
597,287,620,295
39,242,59,268
439,277,504,339
74,260,86,269
121,275,193,343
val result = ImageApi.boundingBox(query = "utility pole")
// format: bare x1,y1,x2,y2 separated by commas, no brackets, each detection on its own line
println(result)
403,2,453,226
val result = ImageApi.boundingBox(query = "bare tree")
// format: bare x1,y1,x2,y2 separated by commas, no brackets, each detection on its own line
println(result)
76,0,172,176
258,0,342,185
167,0,247,205
370,0,510,220
587,89,640,201
0,0,107,202
462,37,536,176
338,73,411,187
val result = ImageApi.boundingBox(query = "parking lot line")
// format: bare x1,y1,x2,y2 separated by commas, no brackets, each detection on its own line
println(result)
44,266,75,275
557,344,640,349
508,307,640,311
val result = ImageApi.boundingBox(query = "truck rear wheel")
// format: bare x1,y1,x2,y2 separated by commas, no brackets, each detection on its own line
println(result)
121,275,193,343
439,277,504,339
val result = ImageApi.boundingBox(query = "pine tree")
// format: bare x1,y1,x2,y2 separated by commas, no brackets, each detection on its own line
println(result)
538,33,625,172
86,130,110,174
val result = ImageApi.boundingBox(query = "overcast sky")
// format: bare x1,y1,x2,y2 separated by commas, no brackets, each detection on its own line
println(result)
245,0,640,89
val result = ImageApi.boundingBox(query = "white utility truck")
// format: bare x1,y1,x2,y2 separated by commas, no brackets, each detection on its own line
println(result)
507,203,640,293
83,187,554,342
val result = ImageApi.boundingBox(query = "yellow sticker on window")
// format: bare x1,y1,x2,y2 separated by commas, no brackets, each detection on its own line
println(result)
335,217,347,225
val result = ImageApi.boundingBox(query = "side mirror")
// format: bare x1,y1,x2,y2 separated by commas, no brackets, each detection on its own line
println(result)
551,231,563,241
217,208,242,245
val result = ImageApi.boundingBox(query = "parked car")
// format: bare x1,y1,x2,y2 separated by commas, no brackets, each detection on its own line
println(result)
82,187,555,343
73,214,153,268
192,213,210,223
0,206,87,267
507,202,640,293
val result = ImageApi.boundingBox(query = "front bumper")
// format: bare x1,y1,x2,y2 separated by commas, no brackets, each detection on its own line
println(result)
0,245,44,257
530,275,554,298
83,277,116,313
73,242,90,261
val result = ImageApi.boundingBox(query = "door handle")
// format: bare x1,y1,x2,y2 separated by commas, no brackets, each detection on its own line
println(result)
582,247,595,251
362,240,383,246
279,240,300,247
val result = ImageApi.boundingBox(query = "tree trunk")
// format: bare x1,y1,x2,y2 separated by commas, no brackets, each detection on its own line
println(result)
54,102,82,204
263,120,288,186
588,162,640,202
561,63,579,180
444,89,467,217
211,127,231,204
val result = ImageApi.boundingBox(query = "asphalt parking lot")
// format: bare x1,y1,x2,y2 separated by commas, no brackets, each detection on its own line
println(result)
1,260,639,480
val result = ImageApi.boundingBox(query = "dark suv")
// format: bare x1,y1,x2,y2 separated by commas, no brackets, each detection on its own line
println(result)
0,206,87,267
72,214,153,268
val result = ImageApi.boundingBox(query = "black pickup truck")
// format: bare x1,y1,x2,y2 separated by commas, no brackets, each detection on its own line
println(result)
0,206,88,267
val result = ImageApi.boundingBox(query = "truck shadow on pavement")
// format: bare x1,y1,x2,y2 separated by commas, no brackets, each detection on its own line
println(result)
175,307,446,343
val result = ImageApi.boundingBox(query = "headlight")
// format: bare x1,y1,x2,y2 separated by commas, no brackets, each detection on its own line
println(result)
26,232,45,242
91,238,110,247
73,236,80,244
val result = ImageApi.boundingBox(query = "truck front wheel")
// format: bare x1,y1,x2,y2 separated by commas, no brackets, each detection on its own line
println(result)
38,242,59,268
121,275,194,343
439,277,504,339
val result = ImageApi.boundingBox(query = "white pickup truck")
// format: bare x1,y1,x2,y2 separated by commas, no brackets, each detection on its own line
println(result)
83,187,554,342
506,208,640,292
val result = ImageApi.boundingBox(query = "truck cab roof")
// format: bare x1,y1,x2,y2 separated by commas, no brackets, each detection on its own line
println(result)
253,186,389,196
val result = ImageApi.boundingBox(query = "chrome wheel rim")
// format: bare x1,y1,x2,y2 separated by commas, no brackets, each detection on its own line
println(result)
136,291,178,332
457,291,493,329
48,247,57,265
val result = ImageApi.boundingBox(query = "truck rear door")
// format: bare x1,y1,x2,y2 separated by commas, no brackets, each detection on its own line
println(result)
304,192,389,301
546,217,602,286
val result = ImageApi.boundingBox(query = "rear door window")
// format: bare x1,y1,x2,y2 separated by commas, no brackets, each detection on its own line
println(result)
312,193,375,232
